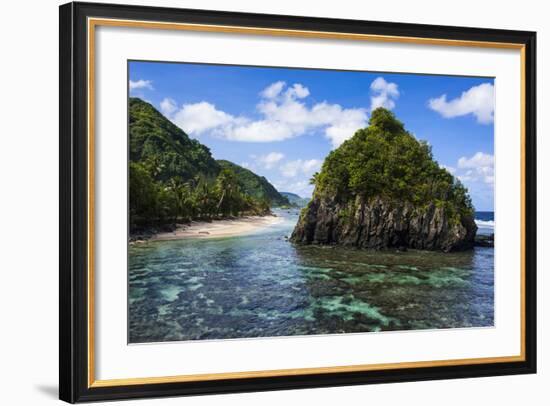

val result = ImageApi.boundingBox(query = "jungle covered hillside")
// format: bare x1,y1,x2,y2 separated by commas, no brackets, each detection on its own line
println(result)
129,98,288,232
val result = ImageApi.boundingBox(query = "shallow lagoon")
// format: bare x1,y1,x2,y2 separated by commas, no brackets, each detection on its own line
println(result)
129,209,494,343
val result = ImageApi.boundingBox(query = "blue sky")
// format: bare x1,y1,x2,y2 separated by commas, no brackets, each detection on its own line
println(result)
129,61,495,211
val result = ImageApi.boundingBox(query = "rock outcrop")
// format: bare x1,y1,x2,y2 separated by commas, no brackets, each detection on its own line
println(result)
290,107,478,253
291,195,477,252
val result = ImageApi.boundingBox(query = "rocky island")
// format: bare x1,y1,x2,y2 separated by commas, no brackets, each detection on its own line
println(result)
291,108,477,252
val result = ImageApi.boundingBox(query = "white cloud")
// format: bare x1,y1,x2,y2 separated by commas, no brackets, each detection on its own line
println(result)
162,81,368,147
160,98,177,117
253,152,285,169
280,161,301,177
288,181,315,197
227,120,293,142
171,102,241,136
285,83,310,99
370,77,399,110
129,79,153,91
456,152,494,185
240,162,250,169
301,159,322,173
458,151,494,169
439,152,494,210
428,83,494,124
274,179,314,197
261,81,286,99
280,159,322,178
321,105,369,147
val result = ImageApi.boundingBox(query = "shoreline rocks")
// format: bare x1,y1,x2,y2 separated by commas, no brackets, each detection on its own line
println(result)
474,233,494,247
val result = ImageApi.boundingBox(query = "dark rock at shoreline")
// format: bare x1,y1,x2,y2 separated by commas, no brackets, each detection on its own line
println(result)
290,196,477,253
474,233,494,247
129,234,153,243
129,223,179,242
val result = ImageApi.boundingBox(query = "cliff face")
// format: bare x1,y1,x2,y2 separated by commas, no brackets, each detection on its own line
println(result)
291,195,476,252
290,108,477,252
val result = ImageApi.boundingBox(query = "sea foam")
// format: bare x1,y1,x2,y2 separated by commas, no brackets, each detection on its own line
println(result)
475,219,495,229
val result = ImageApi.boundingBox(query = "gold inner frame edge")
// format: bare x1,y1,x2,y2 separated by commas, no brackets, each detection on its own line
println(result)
87,17,527,388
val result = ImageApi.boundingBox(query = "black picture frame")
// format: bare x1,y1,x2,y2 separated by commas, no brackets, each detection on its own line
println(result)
59,1,537,403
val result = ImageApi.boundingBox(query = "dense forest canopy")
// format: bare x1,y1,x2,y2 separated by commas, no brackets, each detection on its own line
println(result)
217,160,290,207
129,97,219,181
312,108,474,221
128,98,287,231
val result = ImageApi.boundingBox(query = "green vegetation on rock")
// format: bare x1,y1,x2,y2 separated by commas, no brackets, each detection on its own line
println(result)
314,108,473,218
291,108,477,252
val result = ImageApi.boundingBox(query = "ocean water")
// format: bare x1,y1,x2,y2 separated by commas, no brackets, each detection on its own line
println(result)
128,209,494,343
475,211,494,235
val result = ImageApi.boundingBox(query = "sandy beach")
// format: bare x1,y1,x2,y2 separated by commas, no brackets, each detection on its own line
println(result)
151,215,284,241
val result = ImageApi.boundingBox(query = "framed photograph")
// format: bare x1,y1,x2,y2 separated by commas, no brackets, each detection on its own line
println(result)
59,1,536,403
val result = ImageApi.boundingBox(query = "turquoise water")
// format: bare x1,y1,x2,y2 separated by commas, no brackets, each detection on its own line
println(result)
129,209,494,343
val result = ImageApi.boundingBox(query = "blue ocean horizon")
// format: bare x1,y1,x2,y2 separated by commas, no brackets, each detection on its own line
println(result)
475,211,494,221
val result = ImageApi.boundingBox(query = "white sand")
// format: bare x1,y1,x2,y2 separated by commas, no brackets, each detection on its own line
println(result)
151,215,283,241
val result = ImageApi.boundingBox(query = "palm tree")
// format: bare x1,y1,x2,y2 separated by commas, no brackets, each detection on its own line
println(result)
215,169,239,216
309,171,320,186
194,176,215,219
144,154,165,179
167,177,190,222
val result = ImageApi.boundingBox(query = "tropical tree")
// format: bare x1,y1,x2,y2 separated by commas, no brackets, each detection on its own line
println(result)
167,176,192,222
215,168,240,216
129,162,159,228
194,175,216,219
